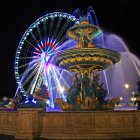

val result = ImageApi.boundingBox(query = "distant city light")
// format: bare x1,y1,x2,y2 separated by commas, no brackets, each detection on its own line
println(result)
130,97,137,101
132,91,135,95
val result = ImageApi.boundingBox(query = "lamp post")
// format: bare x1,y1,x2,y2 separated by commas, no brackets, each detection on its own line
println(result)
124,83,129,89
124,83,129,106
120,97,123,106
130,91,137,106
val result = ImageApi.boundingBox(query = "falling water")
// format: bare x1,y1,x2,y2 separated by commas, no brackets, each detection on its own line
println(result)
73,6,99,26
106,34,140,76
86,6,99,26
101,33,140,104
73,8,81,19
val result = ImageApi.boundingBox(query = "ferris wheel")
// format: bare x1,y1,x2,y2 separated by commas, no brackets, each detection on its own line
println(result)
14,12,79,100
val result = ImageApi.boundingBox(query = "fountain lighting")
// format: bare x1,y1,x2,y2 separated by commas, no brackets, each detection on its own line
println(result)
59,86,65,93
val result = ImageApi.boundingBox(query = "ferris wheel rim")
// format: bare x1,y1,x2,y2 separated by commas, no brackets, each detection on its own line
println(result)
14,12,79,95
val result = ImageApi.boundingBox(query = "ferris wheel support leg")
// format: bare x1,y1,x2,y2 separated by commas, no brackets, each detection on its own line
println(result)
14,86,21,98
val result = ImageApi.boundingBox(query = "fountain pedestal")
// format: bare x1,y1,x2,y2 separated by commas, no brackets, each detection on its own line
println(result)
15,108,42,139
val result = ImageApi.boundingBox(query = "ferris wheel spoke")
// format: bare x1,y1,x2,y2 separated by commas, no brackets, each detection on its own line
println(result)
19,64,39,81
30,32,39,43
25,40,41,53
30,63,44,94
43,19,47,37
37,24,42,40
52,17,62,39
57,68,69,88
22,48,40,55
55,39,67,51
25,40,36,49
34,72,44,92
18,56,38,60
43,38,47,52
58,34,67,47
46,66,51,88
37,43,44,52
56,18,70,42
52,66,61,93
46,66,54,102
18,59,37,69
19,62,38,79
47,50,54,56
49,17,54,38
21,66,39,87
45,45,51,53
27,72,43,93
49,68,58,94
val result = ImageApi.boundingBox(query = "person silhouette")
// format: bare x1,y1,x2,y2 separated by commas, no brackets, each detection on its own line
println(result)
33,85,50,111
134,96,140,110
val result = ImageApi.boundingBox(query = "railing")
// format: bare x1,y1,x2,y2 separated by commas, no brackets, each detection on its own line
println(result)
0,109,140,139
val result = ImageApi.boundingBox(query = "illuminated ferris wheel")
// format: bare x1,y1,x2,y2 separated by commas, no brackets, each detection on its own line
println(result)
14,12,79,99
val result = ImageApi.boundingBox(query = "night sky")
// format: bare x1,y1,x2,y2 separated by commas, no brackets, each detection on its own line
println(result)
0,0,140,97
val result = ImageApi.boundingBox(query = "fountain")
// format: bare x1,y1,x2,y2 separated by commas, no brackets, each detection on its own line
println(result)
51,17,121,110
67,7,140,109
9,7,140,140
13,7,140,111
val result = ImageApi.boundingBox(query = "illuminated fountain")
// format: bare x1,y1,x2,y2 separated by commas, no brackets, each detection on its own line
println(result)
51,18,121,110
14,8,140,111
101,34,140,105
72,7,140,106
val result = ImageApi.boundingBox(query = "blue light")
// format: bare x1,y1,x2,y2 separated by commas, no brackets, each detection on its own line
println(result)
29,29,32,32
45,100,50,106
45,55,50,62
32,99,37,104
23,37,27,40
76,21,80,24
25,100,29,103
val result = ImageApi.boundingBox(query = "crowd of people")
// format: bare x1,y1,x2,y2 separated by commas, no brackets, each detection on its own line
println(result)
0,96,16,110
1,79,140,111
0,85,50,111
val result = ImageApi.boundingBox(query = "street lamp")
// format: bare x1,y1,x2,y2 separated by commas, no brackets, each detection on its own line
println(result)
124,83,130,106
130,91,137,106
119,97,123,106
124,83,129,89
